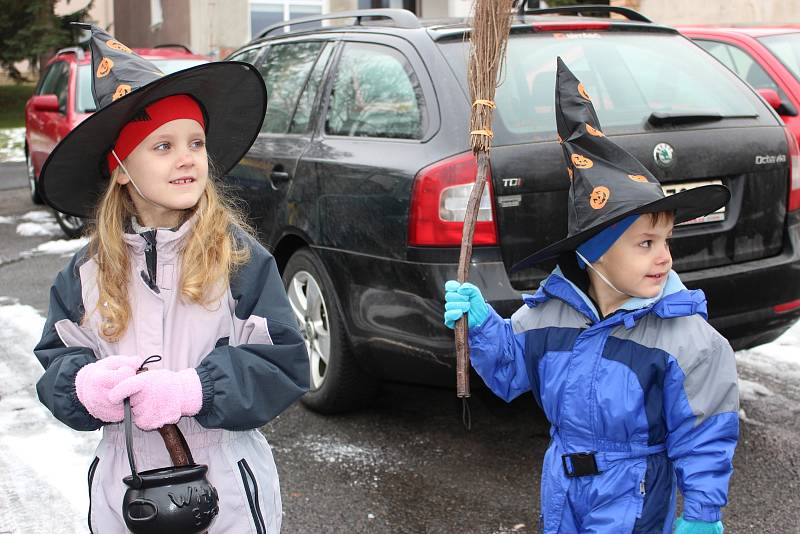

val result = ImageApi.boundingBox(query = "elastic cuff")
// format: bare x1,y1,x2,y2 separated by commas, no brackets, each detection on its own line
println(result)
194,365,216,417
682,500,722,522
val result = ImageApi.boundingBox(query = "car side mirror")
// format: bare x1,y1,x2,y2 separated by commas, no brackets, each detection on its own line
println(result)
31,94,59,112
757,87,798,117
757,88,782,110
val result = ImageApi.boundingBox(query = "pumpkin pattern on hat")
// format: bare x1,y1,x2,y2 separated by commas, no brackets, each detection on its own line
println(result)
628,174,649,183
578,83,591,101
589,186,610,209
585,123,604,137
96,57,113,78
571,153,593,169
106,39,132,53
112,84,132,101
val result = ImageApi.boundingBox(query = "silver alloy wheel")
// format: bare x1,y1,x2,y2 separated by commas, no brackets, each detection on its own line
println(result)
287,270,331,390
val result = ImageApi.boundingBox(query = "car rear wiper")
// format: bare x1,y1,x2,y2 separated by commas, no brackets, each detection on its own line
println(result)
647,111,756,126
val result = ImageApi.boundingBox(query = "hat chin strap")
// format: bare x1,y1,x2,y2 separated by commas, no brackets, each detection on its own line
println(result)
575,250,632,298
111,150,172,212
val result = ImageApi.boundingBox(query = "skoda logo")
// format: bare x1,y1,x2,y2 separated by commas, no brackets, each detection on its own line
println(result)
654,143,674,168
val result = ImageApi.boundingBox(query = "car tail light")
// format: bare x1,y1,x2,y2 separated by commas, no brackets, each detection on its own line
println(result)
786,126,800,212
408,152,498,246
774,299,800,314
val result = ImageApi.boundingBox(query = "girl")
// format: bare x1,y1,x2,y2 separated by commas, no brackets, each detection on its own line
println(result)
33,25,309,533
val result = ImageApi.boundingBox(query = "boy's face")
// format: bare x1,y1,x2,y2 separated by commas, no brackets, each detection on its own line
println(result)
594,214,674,299
116,118,209,227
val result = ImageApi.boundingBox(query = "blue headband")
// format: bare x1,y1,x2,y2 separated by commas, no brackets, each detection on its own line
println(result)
576,214,639,269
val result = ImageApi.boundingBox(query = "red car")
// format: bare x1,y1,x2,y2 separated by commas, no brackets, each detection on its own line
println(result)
25,45,209,237
679,26,800,155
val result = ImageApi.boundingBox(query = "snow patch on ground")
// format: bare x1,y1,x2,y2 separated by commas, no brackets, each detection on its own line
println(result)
736,319,800,389
19,210,53,222
0,215,15,224
0,303,100,533
29,237,89,255
16,221,62,237
0,127,25,163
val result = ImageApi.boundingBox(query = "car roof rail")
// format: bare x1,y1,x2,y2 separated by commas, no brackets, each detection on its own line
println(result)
257,8,421,39
54,46,86,60
516,3,652,23
153,43,194,53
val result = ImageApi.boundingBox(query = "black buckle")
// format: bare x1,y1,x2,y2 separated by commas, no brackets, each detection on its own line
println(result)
562,452,600,477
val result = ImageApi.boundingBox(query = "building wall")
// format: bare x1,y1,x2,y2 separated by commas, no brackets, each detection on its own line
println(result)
613,0,800,25
189,0,249,58
114,0,192,49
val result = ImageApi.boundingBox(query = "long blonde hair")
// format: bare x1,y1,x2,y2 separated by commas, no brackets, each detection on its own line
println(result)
87,165,253,341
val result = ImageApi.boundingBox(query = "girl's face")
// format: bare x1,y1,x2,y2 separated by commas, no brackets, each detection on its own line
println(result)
592,214,674,301
116,118,208,228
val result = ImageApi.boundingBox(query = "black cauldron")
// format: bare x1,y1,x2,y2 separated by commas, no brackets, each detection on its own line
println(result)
121,358,219,533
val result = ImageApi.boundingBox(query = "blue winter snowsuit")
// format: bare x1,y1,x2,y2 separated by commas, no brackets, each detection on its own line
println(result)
469,268,739,533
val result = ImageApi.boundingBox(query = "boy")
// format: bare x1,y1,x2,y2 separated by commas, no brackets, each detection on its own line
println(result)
444,58,738,534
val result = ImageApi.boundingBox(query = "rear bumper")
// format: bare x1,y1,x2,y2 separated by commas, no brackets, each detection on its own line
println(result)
315,214,800,384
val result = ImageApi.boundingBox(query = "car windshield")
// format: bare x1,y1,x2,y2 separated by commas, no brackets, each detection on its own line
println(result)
438,31,761,143
76,58,207,113
759,32,800,82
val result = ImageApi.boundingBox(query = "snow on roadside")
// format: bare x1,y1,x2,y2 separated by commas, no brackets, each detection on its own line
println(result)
29,237,89,255
0,127,24,163
0,303,100,534
736,318,800,389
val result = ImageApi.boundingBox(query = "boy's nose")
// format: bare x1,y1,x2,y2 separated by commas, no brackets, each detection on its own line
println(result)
656,244,672,265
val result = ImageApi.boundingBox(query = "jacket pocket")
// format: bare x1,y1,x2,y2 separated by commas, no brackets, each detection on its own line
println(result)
238,458,266,534
87,456,99,533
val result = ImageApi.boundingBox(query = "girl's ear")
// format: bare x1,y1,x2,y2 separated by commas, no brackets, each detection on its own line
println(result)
115,169,130,185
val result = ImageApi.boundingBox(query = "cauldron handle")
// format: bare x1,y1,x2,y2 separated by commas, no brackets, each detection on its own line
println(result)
129,355,196,469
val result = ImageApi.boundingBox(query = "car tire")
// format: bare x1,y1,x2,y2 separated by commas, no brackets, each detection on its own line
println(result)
26,151,43,205
282,247,377,414
53,210,86,239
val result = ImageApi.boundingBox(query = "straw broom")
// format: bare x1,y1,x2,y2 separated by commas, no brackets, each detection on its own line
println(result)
456,0,515,417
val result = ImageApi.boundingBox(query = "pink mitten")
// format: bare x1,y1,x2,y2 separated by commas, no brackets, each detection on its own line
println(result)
75,355,143,422
108,368,202,431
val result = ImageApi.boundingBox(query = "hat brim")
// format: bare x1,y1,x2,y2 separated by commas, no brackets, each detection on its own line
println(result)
39,61,266,218
509,184,731,273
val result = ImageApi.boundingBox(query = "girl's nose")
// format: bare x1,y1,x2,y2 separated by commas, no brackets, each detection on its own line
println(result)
176,149,195,167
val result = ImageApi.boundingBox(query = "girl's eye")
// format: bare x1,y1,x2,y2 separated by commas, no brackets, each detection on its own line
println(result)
154,142,170,151
191,139,206,149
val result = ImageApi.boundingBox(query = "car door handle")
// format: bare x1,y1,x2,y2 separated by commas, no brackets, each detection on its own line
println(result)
270,170,290,183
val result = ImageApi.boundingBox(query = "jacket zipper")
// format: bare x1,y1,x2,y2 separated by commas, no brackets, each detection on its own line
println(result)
141,230,159,293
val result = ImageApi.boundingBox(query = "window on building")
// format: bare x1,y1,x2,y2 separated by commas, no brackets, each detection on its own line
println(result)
325,42,425,139
257,41,326,133
250,0,324,39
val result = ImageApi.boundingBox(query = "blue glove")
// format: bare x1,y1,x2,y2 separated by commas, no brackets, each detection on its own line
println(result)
443,280,489,330
674,516,723,534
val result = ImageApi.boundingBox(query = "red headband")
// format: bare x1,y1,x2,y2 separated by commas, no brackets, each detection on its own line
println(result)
107,94,206,172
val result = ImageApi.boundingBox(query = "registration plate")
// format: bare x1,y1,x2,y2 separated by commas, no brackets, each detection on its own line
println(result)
661,179,725,225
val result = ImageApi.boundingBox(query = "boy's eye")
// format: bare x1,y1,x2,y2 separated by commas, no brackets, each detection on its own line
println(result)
639,240,652,248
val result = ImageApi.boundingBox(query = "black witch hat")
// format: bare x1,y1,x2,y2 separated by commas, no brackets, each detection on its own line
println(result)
510,58,730,273
39,24,267,219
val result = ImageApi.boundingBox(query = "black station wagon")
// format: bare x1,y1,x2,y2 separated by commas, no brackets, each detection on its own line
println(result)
223,5,800,413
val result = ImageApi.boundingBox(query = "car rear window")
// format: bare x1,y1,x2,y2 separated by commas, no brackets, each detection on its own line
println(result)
438,32,763,144
76,59,207,112
759,32,800,82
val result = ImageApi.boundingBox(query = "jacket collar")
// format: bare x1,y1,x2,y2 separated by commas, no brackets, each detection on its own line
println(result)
522,267,707,326
122,212,198,256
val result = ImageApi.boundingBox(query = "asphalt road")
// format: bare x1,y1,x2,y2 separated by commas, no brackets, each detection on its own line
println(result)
2,160,799,533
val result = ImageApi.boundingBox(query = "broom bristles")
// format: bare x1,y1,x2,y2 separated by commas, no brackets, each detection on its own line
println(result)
468,0,515,153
